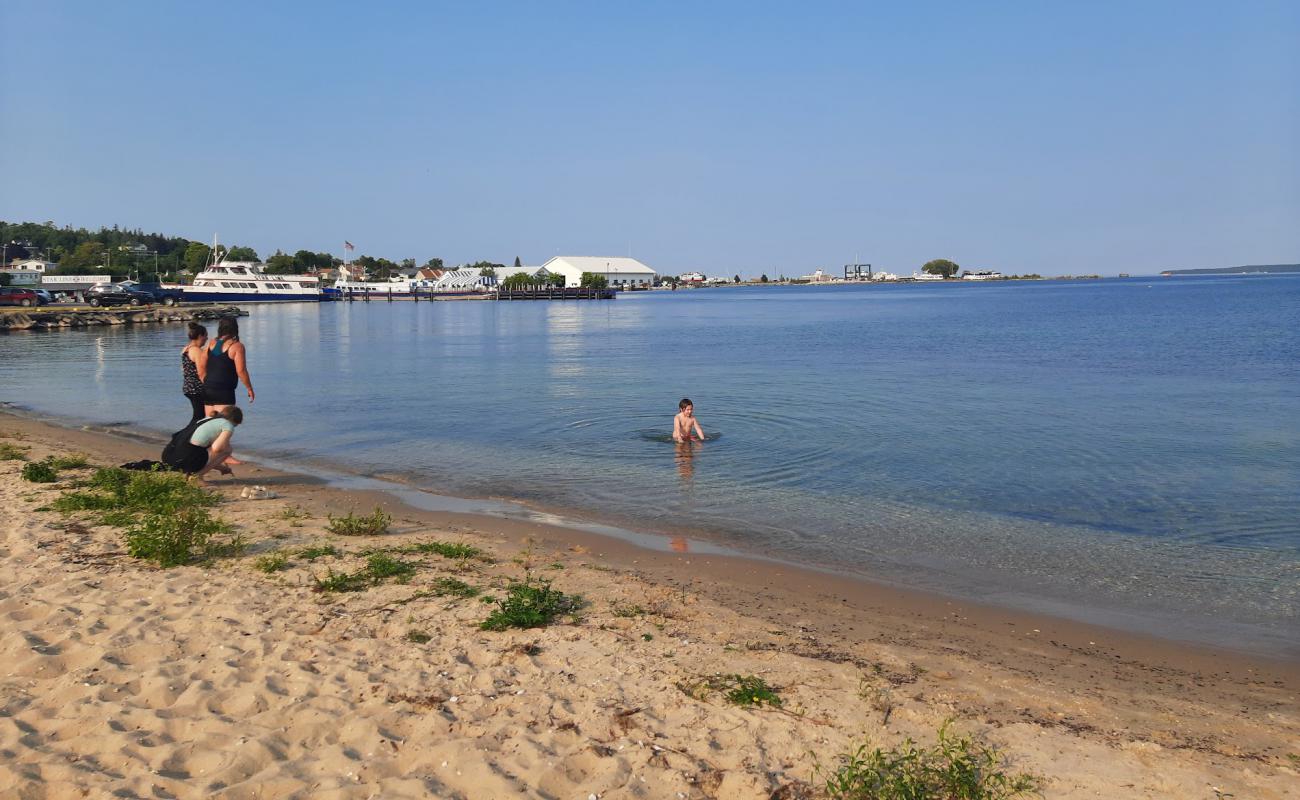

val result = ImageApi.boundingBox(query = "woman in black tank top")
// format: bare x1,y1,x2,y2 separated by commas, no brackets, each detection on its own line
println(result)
199,317,255,415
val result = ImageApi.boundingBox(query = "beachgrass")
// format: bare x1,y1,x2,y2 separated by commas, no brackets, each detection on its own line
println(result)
326,506,392,536
820,723,1040,800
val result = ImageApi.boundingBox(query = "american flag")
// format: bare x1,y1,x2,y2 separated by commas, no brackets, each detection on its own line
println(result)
344,241,355,251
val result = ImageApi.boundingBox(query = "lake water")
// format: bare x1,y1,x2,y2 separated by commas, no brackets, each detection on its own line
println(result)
3,277,1298,655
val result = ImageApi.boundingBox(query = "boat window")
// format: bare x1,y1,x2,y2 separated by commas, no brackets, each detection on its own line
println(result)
231,267,248,275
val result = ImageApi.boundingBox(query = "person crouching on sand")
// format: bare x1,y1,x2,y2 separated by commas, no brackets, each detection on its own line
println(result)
673,398,705,443
179,406,242,483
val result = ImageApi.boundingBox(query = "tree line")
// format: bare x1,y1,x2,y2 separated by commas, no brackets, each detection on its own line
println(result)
0,220,469,283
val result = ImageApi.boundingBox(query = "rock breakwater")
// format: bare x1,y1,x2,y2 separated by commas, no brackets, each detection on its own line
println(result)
0,305,247,332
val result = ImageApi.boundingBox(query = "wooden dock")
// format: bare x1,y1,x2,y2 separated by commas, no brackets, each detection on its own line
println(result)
495,287,616,301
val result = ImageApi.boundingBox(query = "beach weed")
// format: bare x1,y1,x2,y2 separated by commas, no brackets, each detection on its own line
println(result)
278,505,310,522
404,630,432,644
124,507,235,568
366,552,417,582
298,544,341,561
431,576,481,599
326,507,392,536
480,578,582,631
0,442,29,461
860,679,896,724
312,569,371,593
403,540,486,560
21,460,58,483
678,674,783,708
311,553,418,593
255,552,291,573
46,454,91,470
819,722,1040,800
611,602,646,618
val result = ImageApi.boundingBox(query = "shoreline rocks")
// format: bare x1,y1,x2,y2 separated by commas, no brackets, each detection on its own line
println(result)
0,305,248,332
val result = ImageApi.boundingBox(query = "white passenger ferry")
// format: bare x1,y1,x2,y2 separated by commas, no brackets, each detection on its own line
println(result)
183,261,322,302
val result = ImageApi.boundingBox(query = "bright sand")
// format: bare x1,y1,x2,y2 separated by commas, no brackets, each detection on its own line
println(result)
1,413,1297,799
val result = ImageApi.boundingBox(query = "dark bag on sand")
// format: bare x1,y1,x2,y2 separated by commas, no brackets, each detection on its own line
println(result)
160,416,215,473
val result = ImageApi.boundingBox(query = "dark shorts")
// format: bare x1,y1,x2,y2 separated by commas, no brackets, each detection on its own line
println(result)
203,385,237,406
172,443,209,475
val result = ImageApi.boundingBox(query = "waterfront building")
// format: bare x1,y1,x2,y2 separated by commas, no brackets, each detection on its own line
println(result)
539,256,656,289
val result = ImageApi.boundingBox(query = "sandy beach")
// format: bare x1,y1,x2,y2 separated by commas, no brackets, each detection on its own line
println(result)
1,412,1297,799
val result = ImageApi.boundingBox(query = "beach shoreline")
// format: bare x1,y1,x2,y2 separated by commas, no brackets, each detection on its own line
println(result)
6,404,1295,663
2,411,1298,798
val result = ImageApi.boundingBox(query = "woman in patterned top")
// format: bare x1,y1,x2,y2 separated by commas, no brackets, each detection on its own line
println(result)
180,322,208,424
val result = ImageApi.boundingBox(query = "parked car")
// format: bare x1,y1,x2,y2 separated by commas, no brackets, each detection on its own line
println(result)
32,288,54,305
134,283,184,306
0,287,41,307
85,283,156,307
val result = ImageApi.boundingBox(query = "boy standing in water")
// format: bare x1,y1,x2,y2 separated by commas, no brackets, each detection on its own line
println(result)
673,398,705,443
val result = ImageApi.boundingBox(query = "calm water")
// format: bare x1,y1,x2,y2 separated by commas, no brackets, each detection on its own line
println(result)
3,278,1298,655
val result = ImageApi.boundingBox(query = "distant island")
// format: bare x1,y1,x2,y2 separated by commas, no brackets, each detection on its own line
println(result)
1160,263,1300,276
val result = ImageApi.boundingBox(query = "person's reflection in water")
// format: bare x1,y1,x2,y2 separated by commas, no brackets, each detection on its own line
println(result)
674,440,697,485
672,440,700,553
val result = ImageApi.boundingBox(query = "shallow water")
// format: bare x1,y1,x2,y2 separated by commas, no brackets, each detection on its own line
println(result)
3,277,1298,654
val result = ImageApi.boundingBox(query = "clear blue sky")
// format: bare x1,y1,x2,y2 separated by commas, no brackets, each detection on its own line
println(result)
2,1,1296,276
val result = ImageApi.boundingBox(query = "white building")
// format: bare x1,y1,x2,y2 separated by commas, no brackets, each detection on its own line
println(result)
539,256,656,289
6,259,56,273
911,272,944,281
962,271,1003,280
0,268,41,286
799,269,836,283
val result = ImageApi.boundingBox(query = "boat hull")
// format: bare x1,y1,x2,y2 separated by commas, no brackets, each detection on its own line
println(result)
180,290,320,303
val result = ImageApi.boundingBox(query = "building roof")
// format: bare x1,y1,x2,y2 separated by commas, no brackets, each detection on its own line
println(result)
541,256,656,275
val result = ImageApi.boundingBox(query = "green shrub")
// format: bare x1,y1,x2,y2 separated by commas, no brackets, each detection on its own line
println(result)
255,552,291,573
124,508,234,568
311,552,418,593
298,544,341,561
403,540,485,560
365,553,417,582
821,723,1040,800
681,674,783,708
481,578,582,631
54,469,217,527
312,569,371,593
431,577,480,599
21,461,58,483
326,507,392,536
46,454,90,470
405,630,432,644
0,442,30,461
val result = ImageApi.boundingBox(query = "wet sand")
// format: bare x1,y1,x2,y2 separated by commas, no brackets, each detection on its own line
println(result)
1,411,1297,798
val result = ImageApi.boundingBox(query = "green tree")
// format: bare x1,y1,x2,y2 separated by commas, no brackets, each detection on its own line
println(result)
760,274,769,283
733,274,741,283
922,258,959,278
513,256,522,268
422,257,444,271
265,250,297,274
225,246,258,262
502,272,542,289
182,242,212,273
580,272,608,289
468,261,502,277
0,272,9,286
59,241,106,270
